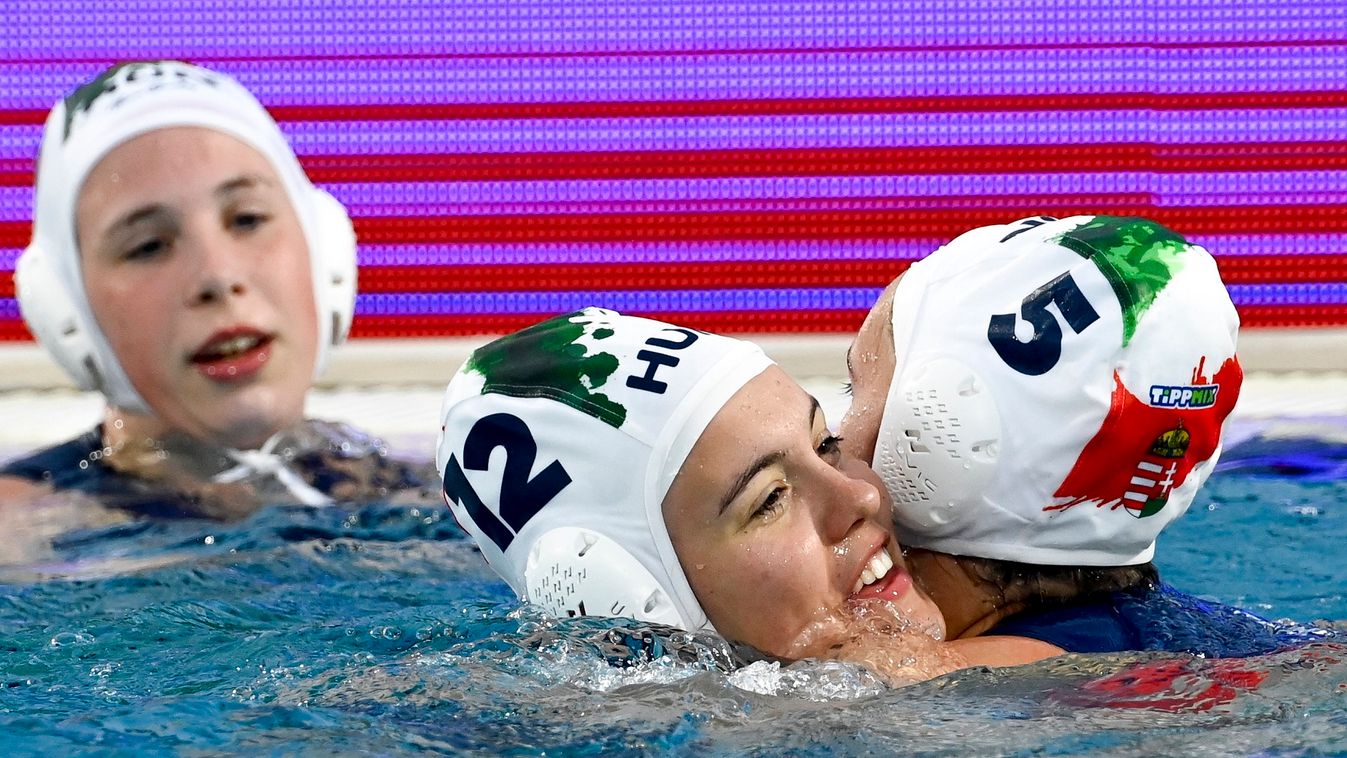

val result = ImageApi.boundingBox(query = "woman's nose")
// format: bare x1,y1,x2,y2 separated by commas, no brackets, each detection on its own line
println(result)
817,458,885,543
190,276,246,306
187,236,247,306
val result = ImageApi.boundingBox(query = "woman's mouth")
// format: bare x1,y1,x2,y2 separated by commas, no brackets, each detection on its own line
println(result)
190,329,275,381
849,546,913,602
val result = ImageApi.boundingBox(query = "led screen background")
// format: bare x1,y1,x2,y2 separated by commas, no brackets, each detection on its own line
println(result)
2,1,1345,340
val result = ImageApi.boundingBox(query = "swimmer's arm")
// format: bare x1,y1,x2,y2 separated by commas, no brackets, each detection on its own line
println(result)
946,635,1064,668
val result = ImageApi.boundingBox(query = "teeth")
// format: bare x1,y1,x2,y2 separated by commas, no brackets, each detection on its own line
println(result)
208,334,261,358
872,549,894,578
852,548,896,595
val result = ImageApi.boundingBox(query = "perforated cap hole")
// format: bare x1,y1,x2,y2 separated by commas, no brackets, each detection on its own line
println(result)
905,429,929,454
957,375,981,396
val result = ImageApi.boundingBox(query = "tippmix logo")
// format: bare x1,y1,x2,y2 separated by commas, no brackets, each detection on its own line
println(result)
1046,356,1241,519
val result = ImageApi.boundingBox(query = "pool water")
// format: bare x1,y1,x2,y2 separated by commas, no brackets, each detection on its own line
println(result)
1,429,1345,756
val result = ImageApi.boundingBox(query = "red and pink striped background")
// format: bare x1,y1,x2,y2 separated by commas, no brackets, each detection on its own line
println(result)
2,1,1344,340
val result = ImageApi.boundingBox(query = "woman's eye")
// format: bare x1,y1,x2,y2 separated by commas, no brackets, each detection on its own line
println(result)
840,380,853,397
231,211,269,231
124,238,166,260
752,487,786,521
817,434,843,461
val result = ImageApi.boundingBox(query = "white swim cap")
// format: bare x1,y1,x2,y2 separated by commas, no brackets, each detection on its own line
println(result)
436,308,773,631
17,61,357,413
874,216,1242,566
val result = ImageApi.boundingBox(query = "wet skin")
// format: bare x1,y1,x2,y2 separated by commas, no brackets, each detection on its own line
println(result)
662,364,944,659
834,277,1066,640
75,127,320,451
837,277,902,466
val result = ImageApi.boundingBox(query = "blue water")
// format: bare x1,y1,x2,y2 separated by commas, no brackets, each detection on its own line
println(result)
2,430,1346,756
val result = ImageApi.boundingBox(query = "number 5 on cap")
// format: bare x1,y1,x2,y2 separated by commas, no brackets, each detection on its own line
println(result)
987,272,1100,376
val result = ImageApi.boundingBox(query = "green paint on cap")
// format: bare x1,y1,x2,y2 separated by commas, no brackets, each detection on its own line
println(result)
63,63,138,141
61,61,217,142
1057,216,1191,345
466,311,628,428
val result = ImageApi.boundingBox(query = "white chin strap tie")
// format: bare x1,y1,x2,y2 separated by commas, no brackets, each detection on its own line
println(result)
212,433,333,507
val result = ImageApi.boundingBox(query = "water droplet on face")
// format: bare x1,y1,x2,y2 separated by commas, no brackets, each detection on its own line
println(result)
694,563,705,570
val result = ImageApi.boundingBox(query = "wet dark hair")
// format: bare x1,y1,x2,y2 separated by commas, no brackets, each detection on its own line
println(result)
965,557,1160,608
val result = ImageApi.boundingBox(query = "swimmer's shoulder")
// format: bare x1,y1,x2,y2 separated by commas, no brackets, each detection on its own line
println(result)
948,635,1064,668
0,430,133,562
0,427,105,483
0,475,132,565
295,418,441,503
0,427,108,506
0,474,44,507
0,427,153,513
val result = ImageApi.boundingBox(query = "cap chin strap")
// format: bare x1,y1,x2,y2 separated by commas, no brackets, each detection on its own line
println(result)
524,527,700,631
874,356,1002,535
212,432,333,506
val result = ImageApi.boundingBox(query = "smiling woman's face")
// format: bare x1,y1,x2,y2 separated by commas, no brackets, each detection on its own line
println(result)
661,364,943,659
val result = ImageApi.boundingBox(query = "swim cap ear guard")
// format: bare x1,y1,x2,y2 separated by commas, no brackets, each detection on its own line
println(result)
874,216,1241,566
308,189,359,350
436,308,773,632
16,61,356,413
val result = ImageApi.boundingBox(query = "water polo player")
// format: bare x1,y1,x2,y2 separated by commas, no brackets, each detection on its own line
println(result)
436,307,1060,680
0,62,434,524
839,215,1315,655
